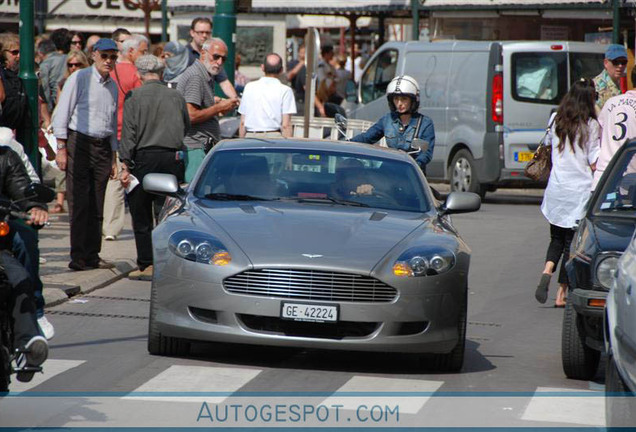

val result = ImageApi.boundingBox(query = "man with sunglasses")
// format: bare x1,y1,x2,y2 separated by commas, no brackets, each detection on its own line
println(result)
176,37,240,182
0,33,29,133
51,38,119,272
594,44,628,112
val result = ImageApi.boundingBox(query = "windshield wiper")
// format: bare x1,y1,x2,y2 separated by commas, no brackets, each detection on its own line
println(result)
281,196,369,207
205,193,272,201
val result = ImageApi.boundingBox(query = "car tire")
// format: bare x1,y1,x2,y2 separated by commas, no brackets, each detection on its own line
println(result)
430,293,467,372
147,285,190,357
561,300,600,380
605,352,635,427
449,149,486,198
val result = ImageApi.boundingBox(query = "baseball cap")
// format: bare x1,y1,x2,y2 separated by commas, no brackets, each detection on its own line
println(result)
93,38,118,52
605,44,628,60
135,54,165,74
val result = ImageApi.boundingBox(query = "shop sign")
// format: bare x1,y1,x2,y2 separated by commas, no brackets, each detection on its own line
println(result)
0,0,150,18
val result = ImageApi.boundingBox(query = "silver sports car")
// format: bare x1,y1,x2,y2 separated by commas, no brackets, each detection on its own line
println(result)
144,138,481,371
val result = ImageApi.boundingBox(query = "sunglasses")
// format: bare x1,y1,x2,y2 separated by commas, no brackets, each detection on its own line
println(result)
211,53,227,62
71,40,82,46
68,62,82,68
4,49,19,56
611,59,628,66
100,53,119,61
193,30,212,36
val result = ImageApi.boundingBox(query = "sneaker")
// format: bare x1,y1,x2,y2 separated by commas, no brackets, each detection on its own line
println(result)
129,265,153,281
15,336,48,383
37,316,55,340
104,235,116,241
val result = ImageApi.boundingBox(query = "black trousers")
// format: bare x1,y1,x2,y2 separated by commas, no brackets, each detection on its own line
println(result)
129,149,184,270
66,130,113,265
0,251,39,348
546,223,575,285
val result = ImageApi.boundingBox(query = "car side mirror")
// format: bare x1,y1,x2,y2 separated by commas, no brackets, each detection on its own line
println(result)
345,80,357,103
143,173,185,201
439,192,481,216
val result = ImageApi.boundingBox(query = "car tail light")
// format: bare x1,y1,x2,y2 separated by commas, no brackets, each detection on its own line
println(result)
550,44,563,51
492,73,503,124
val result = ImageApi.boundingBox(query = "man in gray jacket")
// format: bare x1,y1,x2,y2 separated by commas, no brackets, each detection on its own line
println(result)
119,55,190,280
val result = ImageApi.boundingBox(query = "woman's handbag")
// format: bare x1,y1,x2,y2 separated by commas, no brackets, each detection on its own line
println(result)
524,117,555,182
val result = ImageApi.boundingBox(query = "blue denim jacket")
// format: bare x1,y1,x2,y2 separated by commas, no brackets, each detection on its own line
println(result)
351,112,435,167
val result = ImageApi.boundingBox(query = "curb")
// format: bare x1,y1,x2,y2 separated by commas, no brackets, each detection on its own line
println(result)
42,259,137,307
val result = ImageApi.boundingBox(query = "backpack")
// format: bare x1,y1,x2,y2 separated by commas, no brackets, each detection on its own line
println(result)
0,68,29,130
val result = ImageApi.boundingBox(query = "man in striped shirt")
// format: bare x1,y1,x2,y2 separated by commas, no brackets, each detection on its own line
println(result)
176,37,239,183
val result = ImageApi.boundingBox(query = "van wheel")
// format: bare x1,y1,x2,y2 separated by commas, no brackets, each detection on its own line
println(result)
561,300,600,380
449,150,483,197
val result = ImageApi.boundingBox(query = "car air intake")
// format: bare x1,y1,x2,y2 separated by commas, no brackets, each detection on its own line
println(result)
224,269,397,303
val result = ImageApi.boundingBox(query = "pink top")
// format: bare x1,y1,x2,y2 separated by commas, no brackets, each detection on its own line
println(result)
593,90,636,189
110,62,142,141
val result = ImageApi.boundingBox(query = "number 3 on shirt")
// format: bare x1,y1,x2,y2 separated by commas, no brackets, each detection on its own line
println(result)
613,112,628,141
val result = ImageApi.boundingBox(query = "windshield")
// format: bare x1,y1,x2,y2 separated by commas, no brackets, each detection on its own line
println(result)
193,149,430,212
593,149,636,217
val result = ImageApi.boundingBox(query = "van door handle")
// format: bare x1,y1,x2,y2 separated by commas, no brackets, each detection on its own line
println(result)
528,144,539,151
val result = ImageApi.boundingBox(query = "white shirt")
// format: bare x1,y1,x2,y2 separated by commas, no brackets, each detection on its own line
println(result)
592,90,636,189
541,113,600,228
238,76,296,132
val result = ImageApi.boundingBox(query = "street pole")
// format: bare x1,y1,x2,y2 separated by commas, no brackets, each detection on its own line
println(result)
18,0,39,174
161,0,168,42
411,0,420,41
214,0,236,92
613,0,620,44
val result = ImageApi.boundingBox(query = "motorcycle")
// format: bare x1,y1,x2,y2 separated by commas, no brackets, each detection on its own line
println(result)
0,183,55,392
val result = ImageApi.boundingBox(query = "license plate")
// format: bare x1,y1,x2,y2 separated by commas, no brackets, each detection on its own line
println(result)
280,302,338,323
515,151,534,162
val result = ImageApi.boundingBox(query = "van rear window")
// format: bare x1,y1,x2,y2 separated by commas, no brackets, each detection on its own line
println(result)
570,52,604,83
512,52,566,104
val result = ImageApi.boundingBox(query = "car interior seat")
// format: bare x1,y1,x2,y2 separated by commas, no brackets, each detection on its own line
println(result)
227,156,274,196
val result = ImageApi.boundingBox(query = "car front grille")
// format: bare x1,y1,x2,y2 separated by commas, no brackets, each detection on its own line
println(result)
238,314,380,339
224,269,397,303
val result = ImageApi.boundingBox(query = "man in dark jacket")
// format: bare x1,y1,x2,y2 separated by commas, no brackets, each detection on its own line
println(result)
0,146,49,383
119,55,190,281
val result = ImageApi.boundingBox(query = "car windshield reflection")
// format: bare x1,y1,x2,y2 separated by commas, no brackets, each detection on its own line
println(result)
193,149,430,212
593,149,636,216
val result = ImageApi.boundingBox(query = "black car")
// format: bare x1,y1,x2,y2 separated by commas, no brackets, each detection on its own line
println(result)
562,140,636,380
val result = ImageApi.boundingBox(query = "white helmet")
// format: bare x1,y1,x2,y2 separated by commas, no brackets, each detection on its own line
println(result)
386,75,420,113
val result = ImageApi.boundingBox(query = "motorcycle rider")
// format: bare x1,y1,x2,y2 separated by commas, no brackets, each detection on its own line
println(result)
351,75,435,174
0,146,49,382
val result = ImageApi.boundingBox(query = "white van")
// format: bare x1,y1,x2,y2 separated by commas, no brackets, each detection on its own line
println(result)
346,41,606,196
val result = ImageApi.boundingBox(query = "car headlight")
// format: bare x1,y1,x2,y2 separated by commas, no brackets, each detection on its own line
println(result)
596,254,620,289
168,230,232,266
393,247,456,277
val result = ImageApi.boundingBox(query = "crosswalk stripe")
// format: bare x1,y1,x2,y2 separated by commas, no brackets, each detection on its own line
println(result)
9,359,86,393
320,375,444,414
124,365,263,403
521,386,605,426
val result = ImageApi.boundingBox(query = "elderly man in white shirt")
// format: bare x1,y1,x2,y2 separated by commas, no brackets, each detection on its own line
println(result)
238,53,296,138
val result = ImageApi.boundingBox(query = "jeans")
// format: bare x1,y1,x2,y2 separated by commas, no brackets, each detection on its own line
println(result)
546,223,575,285
10,221,44,318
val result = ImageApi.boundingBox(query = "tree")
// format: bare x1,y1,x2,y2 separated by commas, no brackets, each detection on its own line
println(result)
123,0,161,39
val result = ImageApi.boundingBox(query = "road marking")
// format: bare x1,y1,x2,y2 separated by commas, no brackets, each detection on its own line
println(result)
124,365,263,403
320,375,443,414
10,359,86,393
521,386,604,426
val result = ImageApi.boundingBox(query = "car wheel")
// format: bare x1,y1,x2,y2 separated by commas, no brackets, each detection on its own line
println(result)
561,300,600,380
605,352,635,427
449,149,485,198
147,285,190,357
430,293,467,372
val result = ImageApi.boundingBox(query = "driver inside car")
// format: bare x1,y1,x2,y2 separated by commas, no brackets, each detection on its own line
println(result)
0,146,49,383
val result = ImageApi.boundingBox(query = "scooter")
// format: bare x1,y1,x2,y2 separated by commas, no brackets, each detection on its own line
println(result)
0,183,55,392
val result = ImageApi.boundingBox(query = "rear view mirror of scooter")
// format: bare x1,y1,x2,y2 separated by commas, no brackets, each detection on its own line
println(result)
334,113,348,140
25,183,56,204
409,139,429,156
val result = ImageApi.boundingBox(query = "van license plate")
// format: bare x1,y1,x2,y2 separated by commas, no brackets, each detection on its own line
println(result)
515,152,534,162
281,302,338,323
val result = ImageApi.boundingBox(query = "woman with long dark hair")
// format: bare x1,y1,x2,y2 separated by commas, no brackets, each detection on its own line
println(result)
535,78,600,307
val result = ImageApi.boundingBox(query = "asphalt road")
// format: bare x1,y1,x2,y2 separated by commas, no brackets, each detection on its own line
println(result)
0,189,608,428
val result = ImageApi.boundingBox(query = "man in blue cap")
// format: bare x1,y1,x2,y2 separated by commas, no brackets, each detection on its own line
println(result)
51,38,119,271
594,43,628,111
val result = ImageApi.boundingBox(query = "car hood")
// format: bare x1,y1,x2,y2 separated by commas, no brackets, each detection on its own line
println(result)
590,217,636,253
196,201,426,272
